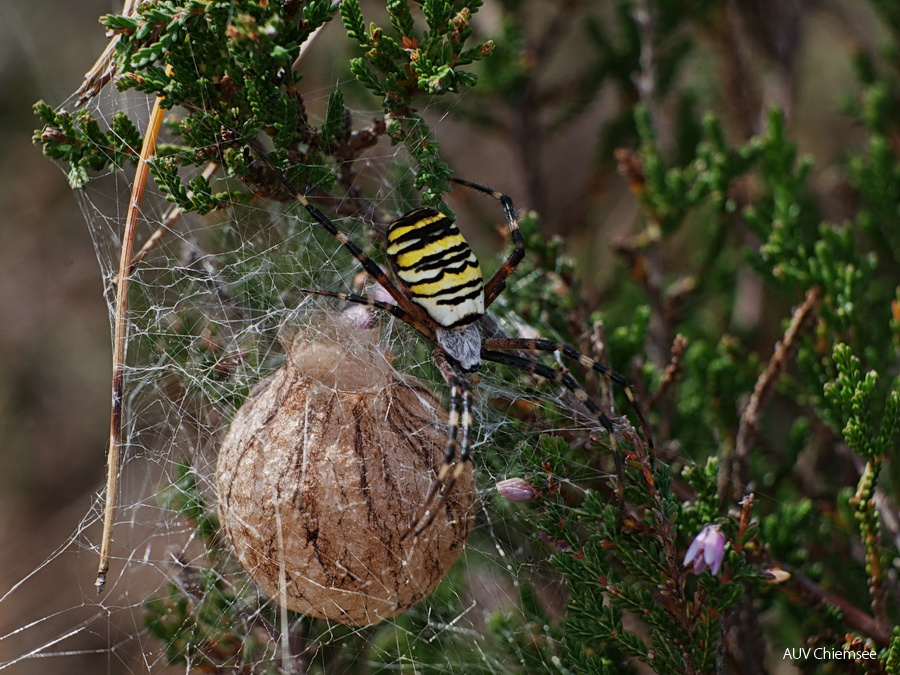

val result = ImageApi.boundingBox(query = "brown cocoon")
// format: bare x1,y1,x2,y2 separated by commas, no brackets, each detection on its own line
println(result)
217,319,476,626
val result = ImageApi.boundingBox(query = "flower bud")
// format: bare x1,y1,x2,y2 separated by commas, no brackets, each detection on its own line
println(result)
496,477,539,502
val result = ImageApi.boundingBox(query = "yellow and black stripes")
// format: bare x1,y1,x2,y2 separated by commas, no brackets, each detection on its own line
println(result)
386,207,485,329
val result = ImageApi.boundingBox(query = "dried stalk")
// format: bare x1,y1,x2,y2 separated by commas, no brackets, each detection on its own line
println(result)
96,84,166,593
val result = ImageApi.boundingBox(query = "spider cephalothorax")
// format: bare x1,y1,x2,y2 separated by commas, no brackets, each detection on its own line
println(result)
258,149,653,534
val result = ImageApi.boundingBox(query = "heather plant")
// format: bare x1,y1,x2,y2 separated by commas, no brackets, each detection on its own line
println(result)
32,0,900,672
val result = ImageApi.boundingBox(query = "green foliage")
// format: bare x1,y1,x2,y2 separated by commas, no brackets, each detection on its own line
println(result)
468,2,898,670
144,461,277,671
887,626,900,673
158,462,222,548
339,0,494,202
32,102,141,188
341,0,491,104
824,343,899,459
35,0,900,672
35,0,490,211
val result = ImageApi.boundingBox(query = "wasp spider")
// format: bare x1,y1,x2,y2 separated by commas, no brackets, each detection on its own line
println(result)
262,158,653,535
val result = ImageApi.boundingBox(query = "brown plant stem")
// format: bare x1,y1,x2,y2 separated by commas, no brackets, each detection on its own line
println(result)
720,286,821,504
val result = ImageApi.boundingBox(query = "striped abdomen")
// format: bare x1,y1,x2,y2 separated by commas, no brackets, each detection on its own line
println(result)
386,207,484,328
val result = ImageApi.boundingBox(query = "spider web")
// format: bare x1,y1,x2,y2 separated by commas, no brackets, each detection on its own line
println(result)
2,46,628,675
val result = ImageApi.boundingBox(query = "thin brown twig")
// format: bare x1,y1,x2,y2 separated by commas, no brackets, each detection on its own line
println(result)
649,333,688,409
127,161,219,274
790,572,892,647
590,320,612,415
73,0,142,106
616,424,700,674
632,0,657,113
720,286,821,504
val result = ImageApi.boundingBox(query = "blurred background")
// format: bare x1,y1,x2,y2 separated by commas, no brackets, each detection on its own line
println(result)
0,1,113,671
0,0,891,672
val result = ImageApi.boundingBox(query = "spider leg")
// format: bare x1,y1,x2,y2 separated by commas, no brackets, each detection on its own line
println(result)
480,349,626,501
452,178,524,308
299,289,428,334
482,337,654,453
404,348,474,539
247,141,431,330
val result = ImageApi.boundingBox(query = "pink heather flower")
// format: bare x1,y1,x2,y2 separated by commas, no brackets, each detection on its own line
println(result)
683,525,726,576
538,531,570,550
496,477,539,502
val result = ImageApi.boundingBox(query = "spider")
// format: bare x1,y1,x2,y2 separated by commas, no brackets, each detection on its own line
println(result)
258,152,654,535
